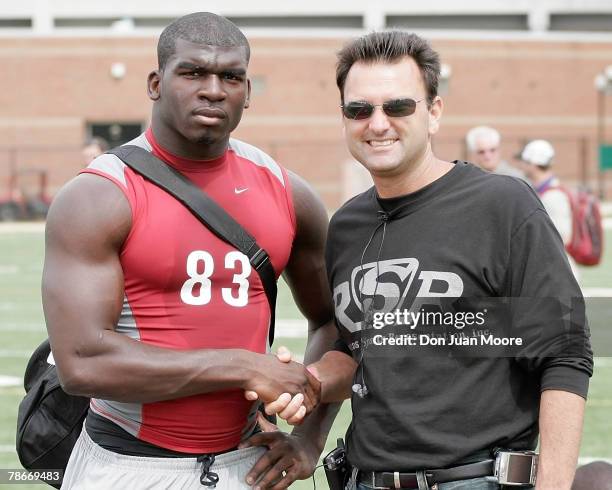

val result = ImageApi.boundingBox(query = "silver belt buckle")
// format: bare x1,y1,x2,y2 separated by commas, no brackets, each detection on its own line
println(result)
367,471,388,490
494,451,538,486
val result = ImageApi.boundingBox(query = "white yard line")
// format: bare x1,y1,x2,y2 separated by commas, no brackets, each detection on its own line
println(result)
0,350,33,358
0,375,21,387
0,265,19,274
0,303,20,311
582,287,612,297
0,222,45,233
595,358,612,368
0,323,46,332
275,319,308,338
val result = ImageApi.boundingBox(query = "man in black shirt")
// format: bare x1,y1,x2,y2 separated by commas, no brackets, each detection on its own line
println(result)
268,31,592,490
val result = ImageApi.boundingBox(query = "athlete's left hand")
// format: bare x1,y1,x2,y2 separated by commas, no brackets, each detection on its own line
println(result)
239,412,319,489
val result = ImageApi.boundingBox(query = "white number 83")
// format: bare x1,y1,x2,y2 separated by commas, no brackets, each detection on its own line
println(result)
180,250,252,307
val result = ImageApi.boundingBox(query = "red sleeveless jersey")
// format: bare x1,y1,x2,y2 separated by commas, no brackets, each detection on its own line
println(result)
80,129,296,453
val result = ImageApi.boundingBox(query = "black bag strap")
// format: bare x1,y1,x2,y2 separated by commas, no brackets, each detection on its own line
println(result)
107,145,277,345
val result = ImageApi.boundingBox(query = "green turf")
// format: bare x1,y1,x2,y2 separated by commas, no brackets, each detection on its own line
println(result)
0,227,610,490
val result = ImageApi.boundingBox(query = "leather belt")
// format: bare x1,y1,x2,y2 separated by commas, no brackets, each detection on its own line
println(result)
357,459,494,489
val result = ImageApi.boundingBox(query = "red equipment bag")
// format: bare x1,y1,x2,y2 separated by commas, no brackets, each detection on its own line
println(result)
566,188,604,266
543,186,604,266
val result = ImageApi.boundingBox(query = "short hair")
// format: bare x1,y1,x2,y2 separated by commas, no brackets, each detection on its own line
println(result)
336,31,441,106
157,12,250,70
84,137,109,152
465,126,501,152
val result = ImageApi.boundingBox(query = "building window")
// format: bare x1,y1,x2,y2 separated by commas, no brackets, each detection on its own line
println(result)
87,122,144,147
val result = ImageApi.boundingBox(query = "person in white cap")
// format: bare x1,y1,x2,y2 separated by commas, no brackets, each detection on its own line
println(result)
519,139,578,278
466,126,526,179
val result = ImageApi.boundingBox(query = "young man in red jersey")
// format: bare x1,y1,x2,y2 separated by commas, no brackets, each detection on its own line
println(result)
43,12,334,489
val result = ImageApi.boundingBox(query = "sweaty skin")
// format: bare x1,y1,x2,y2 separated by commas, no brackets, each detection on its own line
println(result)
43,40,335,489
43,174,319,406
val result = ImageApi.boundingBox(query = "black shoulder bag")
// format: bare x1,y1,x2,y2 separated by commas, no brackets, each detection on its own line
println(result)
17,145,278,487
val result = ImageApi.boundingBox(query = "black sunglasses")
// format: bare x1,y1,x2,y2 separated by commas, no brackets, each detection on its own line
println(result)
341,98,424,120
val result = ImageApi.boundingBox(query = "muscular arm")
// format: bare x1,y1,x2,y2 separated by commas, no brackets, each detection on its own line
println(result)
43,174,315,404
243,172,352,489
283,171,340,445
283,171,336,366
536,389,585,490
265,173,357,406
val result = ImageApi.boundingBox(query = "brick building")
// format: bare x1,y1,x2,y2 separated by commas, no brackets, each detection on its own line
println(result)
1,1,612,208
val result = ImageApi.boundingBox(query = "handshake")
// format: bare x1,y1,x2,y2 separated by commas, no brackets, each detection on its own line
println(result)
243,346,321,425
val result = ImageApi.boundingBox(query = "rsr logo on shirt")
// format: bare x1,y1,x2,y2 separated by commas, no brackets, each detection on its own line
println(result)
333,257,464,333
180,250,251,307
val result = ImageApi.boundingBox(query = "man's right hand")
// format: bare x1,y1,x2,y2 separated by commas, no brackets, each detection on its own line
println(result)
245,347,311,424
254,350,356,425
243,351,320,413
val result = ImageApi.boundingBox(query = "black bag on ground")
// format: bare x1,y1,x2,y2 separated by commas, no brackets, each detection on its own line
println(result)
16,339,89,488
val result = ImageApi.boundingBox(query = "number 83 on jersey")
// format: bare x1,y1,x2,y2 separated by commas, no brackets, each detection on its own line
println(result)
180,250,251,307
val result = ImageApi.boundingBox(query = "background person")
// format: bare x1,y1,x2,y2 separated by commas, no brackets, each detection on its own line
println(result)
81,137,109,165
518,139,579,279
466,125,526,179
43,12,333,490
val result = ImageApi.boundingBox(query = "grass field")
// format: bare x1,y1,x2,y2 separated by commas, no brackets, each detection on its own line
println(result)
0,225,610,489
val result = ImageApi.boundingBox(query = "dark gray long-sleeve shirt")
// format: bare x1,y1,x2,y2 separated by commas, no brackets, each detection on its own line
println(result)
327,161,592,471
